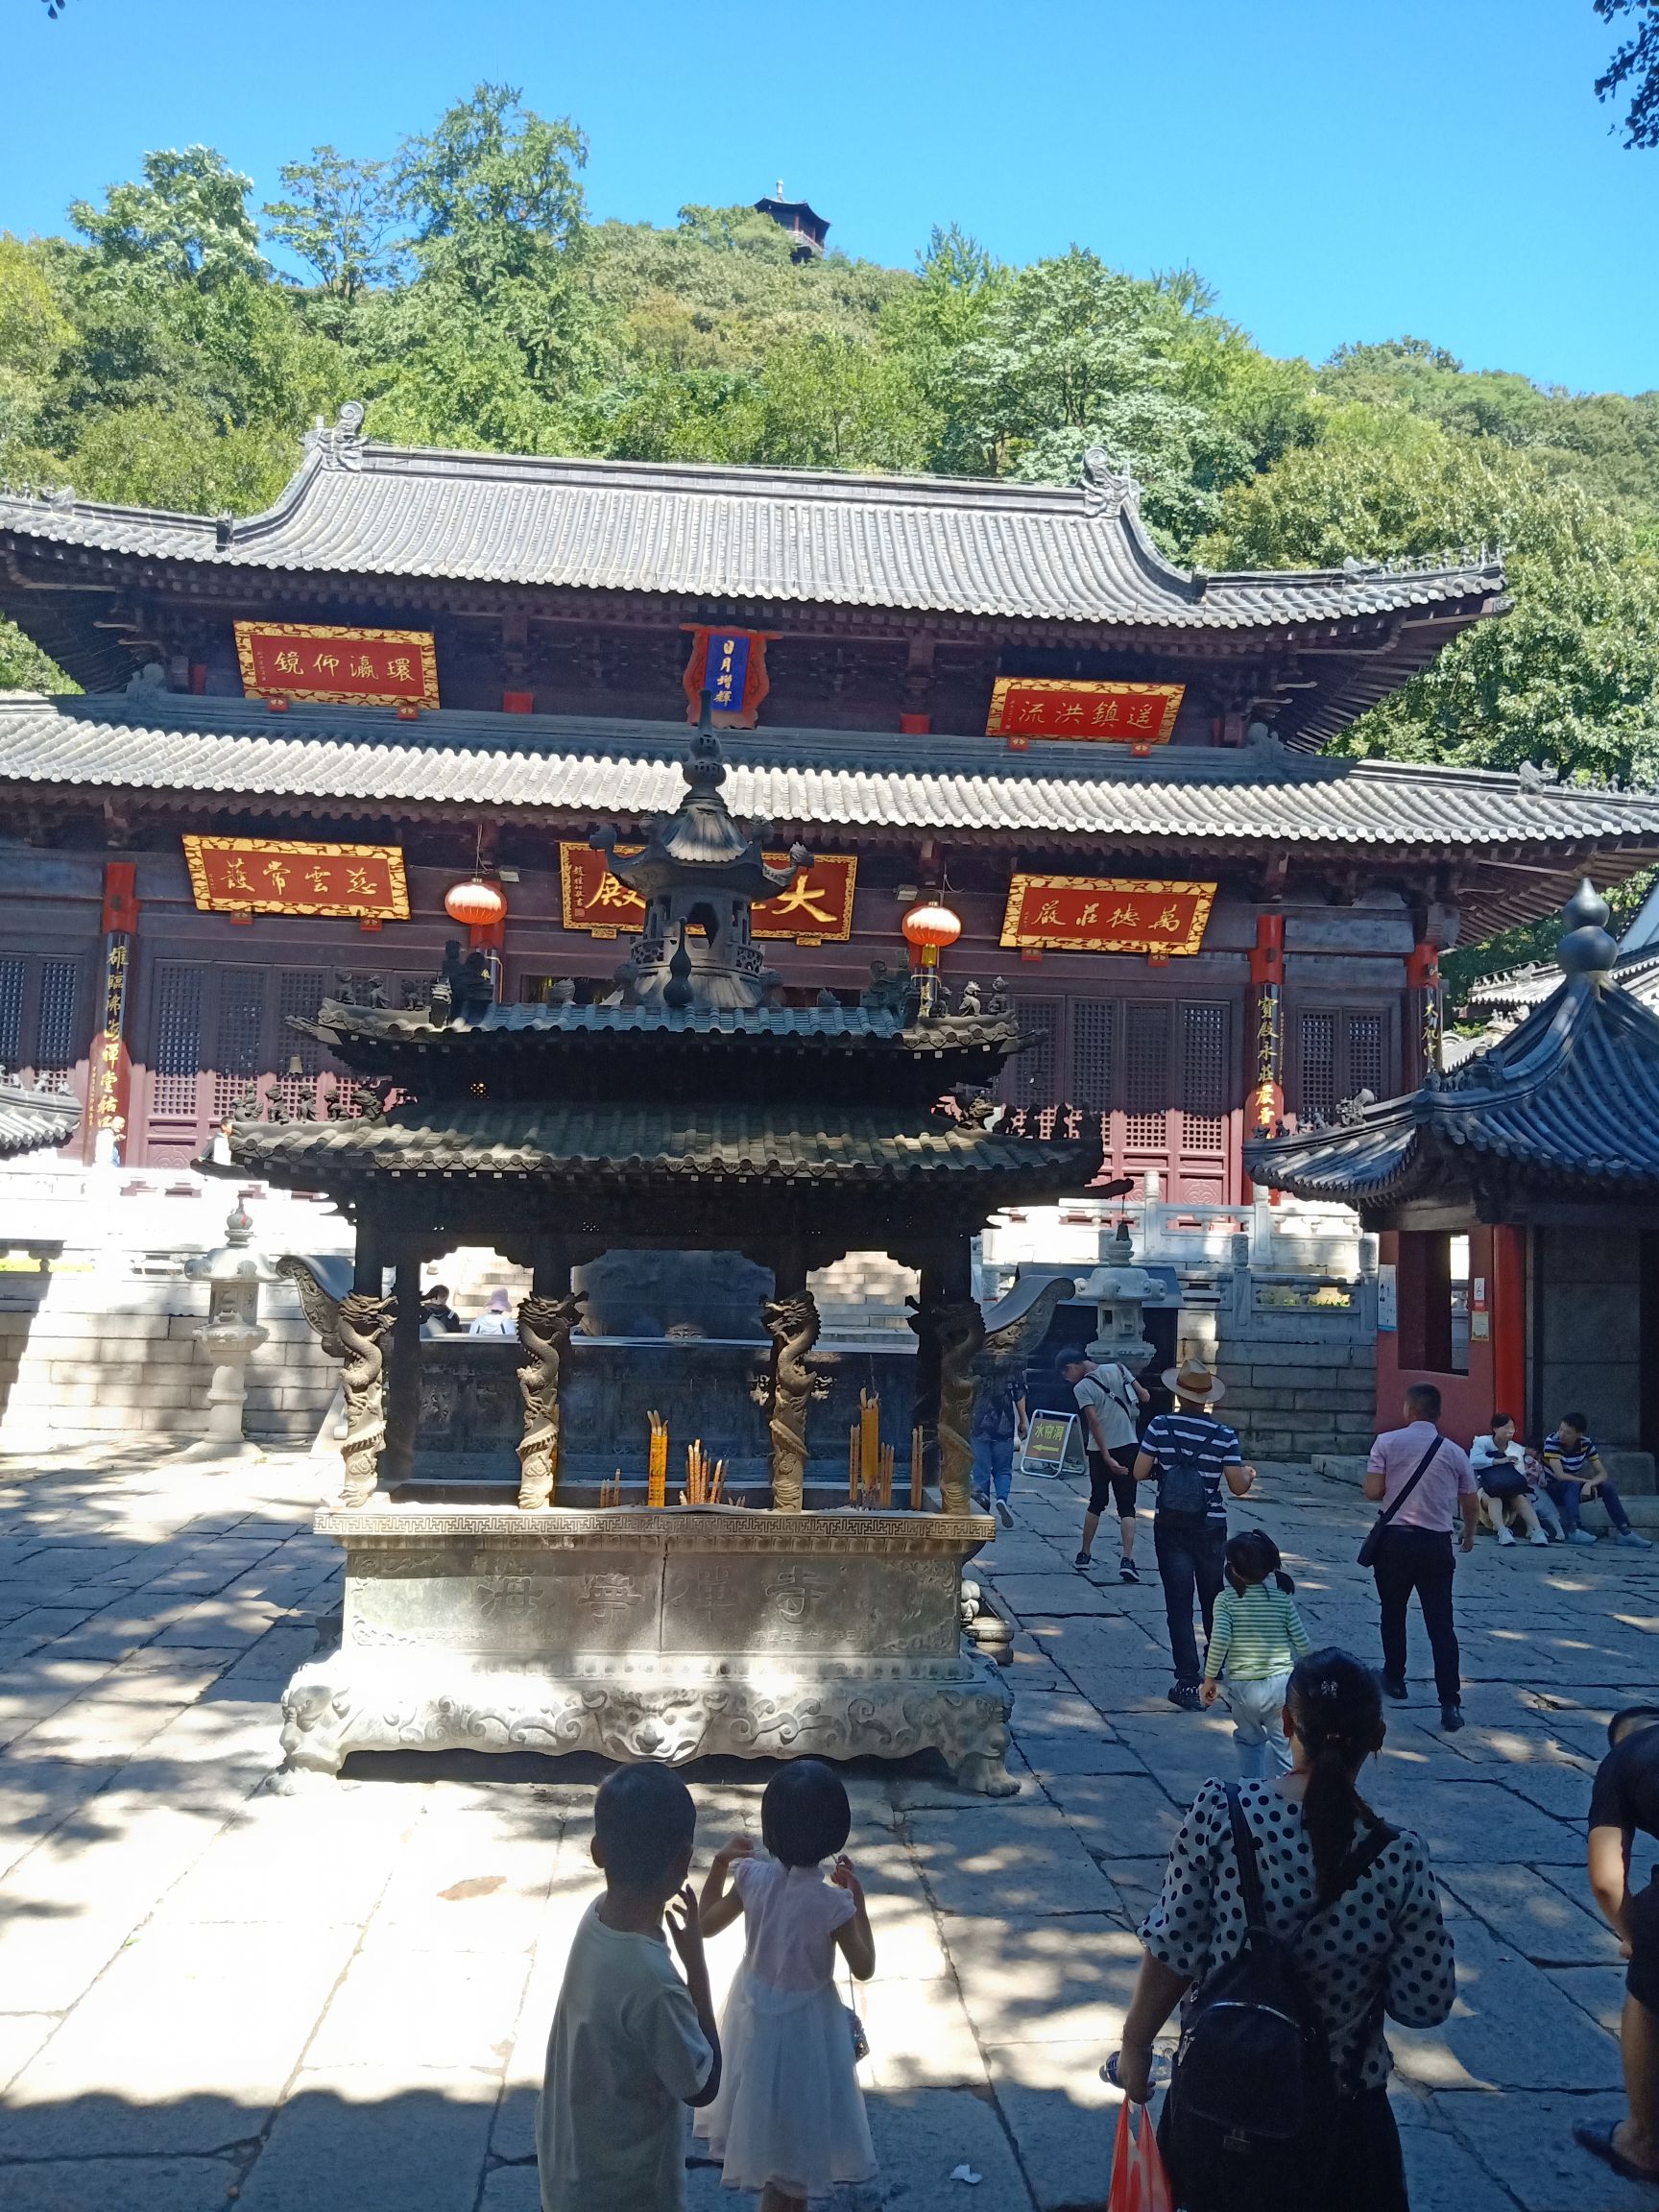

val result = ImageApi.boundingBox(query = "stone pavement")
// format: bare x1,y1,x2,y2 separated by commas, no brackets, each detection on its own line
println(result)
0,1445,1655,2212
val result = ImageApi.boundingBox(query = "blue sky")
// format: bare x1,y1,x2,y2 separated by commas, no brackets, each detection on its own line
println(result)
5,0,1656,395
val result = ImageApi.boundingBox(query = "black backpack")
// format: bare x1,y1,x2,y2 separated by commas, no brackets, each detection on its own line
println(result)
1157,1438,1212,1519
1160,1785,1397,2212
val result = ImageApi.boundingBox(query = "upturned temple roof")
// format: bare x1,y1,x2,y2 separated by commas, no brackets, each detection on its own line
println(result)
298,998,1023,1102
214,1097,1104,1190
1246,883,1659,1215
0,1079,79,1161
0,433,1504,635
4,691,1656,932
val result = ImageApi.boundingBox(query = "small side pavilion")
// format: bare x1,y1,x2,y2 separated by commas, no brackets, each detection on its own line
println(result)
1246,883,1659,1455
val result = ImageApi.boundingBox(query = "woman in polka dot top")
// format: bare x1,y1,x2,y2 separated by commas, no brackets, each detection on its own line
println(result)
1114,1647,1455,2211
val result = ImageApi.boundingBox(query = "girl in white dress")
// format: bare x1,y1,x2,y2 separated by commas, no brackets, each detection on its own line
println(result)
694,1760,878,2210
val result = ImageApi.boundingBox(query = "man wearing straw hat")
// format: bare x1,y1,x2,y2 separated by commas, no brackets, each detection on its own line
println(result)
1131,1356,1256,1710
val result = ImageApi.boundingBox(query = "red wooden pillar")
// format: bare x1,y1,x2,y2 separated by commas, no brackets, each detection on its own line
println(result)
1406,941,1443,1088
1489,1223,1527,1427
1244,913,1285,1199
84,859,138,1165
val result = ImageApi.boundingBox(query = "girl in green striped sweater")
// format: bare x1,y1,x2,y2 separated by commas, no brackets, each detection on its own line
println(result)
1200,1531,1311,1777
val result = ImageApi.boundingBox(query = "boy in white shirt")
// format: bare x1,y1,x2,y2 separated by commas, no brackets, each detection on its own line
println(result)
539,1764,721,2212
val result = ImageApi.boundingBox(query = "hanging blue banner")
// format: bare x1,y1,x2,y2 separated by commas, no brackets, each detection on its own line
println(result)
708,632,751,714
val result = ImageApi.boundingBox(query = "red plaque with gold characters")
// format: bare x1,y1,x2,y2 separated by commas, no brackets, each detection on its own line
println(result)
1000,875,1215,955
233,622,439,708
986,678,1184,747
183,836,411,920
560,845,856,943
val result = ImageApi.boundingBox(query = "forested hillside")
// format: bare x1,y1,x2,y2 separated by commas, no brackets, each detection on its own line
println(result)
4,83,1657,971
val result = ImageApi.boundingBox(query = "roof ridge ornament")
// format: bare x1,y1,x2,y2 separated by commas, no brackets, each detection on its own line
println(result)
1558,878,1618,983
1080,445,1143,520
302,400,368,470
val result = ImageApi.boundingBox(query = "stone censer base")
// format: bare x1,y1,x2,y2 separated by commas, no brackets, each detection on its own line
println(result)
278,1503,1018,1796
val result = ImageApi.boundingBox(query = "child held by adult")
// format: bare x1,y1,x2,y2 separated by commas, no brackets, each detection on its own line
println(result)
1201,1530,1312,1777
538,1764,721,2212
695,1760,878,2212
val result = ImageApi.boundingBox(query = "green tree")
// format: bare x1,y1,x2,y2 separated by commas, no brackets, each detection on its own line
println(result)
263,148,403,315
1597,0,1659,145
70,146,265,290
936,248,1256,546
395,83,588,301
1202,423,1659,788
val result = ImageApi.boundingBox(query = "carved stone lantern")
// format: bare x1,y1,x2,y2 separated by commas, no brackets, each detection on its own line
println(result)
1073,1219,1158,1377
180,1202,271,1461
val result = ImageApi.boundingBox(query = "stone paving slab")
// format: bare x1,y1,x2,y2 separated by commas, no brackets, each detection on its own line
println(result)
0,1443,1652,2209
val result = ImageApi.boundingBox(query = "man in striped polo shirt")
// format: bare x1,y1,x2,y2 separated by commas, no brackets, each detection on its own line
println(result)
1131,1358,1257,1710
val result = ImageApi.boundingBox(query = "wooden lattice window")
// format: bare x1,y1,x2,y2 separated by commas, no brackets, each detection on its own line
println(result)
1000,998,1062,1106
211,970,267,1122
34,958,79,1092
151,963,204,1119
1295,1007,1390,1122
1071,1001,1114,1114
1182,1002,1228,1152
0,955,23,1069
1348,1013,1385,1100
1298,1011,1336,1123
1123,1003,1169,1151
275,969,326,1114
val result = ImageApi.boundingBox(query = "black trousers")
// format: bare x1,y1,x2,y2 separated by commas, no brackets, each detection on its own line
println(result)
1154,1511,1227,1687
1373,1525,1460,1706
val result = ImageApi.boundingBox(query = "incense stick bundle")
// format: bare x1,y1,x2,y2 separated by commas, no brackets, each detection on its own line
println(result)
684,1439,727,1506
910,1426,925,1512
647,1410,668,1507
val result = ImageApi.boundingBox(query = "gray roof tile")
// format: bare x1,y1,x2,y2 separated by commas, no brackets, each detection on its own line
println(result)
3,694,1657,882
0,1080,79,1160
220,1097,1103,1190
0,440,1506,633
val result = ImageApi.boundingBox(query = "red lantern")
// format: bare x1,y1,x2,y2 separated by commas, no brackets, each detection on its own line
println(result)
902,899,962,970
444,878,508,931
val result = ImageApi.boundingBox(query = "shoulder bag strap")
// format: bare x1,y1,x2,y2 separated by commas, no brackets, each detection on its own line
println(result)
1302,1820,1400,2095
1375,1435,1443,1532
1224,1783,1270,1940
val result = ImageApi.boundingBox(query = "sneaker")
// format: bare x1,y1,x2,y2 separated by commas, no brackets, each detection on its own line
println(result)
1381,1677,1408,1702
1568,1528,1599,1547
1167,1683,1202,1711
1498,1527,1516,1547
1119,1557,1141,1584
1618,1528,1653,1549
1529,1528,1551,1546
1441,1704,1466,1733
997,1500,1015,1529
1072,1551,1093,1572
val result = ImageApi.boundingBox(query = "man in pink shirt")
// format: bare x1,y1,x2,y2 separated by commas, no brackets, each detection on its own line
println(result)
1363,1382,1479,1732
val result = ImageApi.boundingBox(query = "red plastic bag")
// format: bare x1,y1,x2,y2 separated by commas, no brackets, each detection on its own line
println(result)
1110,2097,1174,2212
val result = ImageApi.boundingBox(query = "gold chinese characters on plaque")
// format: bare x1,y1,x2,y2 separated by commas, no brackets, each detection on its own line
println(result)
183,836,411,920
985,678,1184,746
233,622,439,708
1000,875,1215,955
559,845,857,942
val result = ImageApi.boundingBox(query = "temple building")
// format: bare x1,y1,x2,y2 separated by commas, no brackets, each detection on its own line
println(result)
1248,883,1659,1468
5,413,1659,1454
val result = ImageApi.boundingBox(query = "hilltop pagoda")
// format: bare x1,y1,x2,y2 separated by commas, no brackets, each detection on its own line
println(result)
215,699,1101,1790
